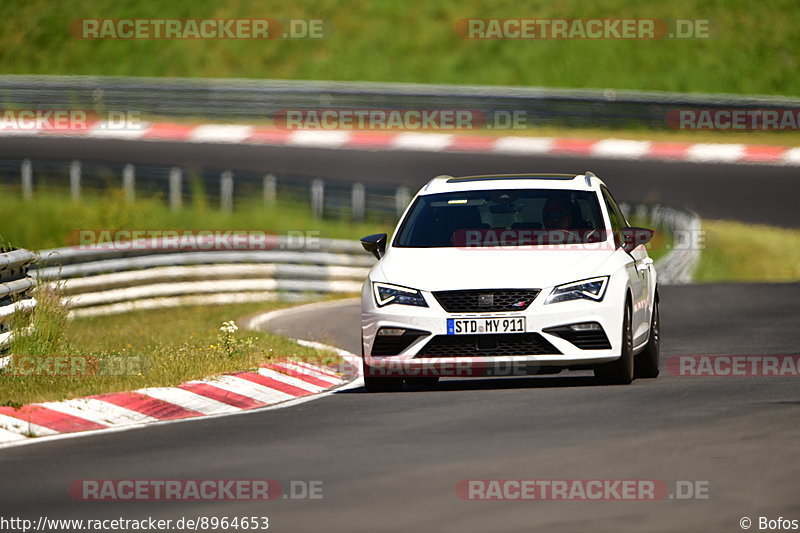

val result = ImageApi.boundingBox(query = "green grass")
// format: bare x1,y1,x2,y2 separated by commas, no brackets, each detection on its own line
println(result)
1,293,339,406
695,219,800,282
0,186,394,251
0,0,798,96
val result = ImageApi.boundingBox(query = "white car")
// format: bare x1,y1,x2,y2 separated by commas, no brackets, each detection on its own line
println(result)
360,172,660,392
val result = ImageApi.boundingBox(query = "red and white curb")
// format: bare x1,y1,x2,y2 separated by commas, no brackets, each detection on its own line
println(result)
1,122,799,166
0,357,357,448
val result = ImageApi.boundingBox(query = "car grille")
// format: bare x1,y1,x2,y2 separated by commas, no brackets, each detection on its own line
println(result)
416,333,560,357
432,289,540,313
543,324,612,350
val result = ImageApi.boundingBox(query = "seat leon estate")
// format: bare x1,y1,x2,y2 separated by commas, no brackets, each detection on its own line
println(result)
359,173,660,392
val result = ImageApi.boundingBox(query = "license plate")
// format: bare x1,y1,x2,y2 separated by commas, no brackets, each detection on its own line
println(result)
446,317,526,335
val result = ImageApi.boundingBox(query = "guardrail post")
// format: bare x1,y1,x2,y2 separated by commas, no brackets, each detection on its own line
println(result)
263,174,277,207
21,159,33,200
351,182,365,221
395,186,410,217
123,164,135,203
220,171,234,212
311,179,325,220
70,160,81,201
169,167,182,211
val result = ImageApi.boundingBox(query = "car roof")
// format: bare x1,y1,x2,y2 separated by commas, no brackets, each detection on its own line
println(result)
419,173,606,195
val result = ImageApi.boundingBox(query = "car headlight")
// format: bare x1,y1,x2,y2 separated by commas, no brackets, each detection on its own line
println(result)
545,276,609,304
372,282,428,308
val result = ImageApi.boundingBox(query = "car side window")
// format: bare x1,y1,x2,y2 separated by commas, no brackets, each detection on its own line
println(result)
600,187,624,247
602,187,630,227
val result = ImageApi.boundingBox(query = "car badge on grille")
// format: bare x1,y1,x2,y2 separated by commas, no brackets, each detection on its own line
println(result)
478,294,494,307
512,301,526,307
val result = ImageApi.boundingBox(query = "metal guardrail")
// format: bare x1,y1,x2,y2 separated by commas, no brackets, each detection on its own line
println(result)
36,236,372,317
620,202,701,284
0,249,38,353
1,75,798,130
0,158,411,221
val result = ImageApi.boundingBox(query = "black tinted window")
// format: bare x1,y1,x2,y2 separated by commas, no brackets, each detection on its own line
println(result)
601,186,627,247
394,189,606,248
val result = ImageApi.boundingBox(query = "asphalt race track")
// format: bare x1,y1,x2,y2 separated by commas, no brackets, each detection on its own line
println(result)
1,139,798,532
1,284,798,532
0,136,799,227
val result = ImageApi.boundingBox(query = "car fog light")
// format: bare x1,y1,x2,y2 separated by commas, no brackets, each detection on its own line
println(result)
569,323,601,331
378,328,406,336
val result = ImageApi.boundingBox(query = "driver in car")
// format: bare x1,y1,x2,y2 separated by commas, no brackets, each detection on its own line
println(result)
542,197,583,244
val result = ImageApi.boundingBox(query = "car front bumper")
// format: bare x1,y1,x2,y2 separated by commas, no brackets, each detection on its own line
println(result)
361,278,627,377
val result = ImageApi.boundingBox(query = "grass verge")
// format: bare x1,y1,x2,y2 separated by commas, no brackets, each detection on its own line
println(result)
1,291,339,406
0,186,394,251
2,0,798,96
695,220,800,282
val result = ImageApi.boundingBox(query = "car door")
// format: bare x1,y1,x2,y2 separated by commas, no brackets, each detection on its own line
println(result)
600,187,650,346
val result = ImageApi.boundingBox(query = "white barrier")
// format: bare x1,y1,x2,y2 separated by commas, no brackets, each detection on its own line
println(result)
33,236,372,318
0,249,37,351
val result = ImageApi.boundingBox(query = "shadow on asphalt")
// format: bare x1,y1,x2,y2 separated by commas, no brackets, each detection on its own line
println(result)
339,373,652,393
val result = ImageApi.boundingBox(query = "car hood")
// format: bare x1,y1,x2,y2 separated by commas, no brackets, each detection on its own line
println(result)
377,245,618,291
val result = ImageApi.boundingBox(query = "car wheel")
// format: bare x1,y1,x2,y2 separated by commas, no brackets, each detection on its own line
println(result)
594,300,634,385
635,298,660,379
405,376,440,388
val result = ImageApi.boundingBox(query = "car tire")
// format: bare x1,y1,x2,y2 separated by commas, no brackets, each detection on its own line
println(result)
405,376,440,388
635,297,660,379
361,355,404,393
594,300,634,385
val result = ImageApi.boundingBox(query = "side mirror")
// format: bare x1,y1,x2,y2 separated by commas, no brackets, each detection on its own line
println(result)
360,233,387,259
621,227,654,253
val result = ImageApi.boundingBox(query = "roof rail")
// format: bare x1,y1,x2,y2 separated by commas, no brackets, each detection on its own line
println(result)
423,174,453,191
445,174,575,183
583,171,597,186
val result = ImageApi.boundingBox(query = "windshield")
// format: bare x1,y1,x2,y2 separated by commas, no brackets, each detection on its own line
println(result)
393,189,606,248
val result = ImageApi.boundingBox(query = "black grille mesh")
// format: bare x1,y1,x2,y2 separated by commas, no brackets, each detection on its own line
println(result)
416,333,560,357
433,289,540,313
